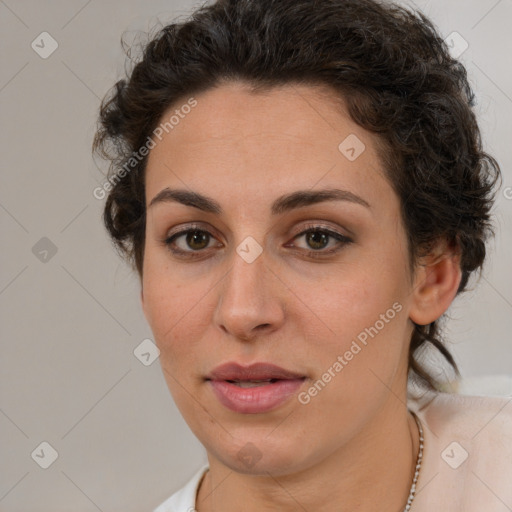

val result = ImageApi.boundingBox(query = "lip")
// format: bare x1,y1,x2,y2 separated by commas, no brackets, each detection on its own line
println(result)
206,362,307,414
206,362,306,381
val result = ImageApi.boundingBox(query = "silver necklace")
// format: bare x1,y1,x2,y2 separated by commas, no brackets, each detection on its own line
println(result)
403,410,424,512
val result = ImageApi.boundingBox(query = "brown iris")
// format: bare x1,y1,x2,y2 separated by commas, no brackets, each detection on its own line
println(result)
305,231,329,250
186,230,210,250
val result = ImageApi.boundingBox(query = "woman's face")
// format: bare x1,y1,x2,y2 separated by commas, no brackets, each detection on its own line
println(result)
141,82,417,475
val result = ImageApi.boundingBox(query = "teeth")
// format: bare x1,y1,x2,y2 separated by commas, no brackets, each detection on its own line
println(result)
231,380,274,388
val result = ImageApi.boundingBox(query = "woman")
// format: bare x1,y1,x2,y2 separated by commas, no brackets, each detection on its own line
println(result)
93,0,511,510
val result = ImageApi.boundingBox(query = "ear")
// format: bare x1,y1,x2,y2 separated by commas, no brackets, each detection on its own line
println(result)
409,240,462,326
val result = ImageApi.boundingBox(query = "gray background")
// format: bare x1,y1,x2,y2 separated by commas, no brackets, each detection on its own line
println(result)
0,0,511,510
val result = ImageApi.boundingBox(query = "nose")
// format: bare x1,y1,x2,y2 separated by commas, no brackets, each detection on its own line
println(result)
213,244,286,342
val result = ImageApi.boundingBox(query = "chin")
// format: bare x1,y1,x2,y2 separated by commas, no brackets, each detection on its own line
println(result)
208,435,307,477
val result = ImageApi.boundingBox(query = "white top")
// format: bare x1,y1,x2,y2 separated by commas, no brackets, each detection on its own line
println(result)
153,392,512,511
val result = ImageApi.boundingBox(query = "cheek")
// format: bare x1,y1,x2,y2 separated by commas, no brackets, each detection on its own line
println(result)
297,255,409,391
142,264,208,364
142,274,212,416
301,263,401,342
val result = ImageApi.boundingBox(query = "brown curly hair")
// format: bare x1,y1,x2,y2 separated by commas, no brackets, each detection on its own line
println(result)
92,0,501,392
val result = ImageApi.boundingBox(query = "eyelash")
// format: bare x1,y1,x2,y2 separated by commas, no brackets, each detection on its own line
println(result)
162,223,353,260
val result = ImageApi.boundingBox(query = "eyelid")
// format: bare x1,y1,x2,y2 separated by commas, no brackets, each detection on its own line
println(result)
161,221,353,258
163,222,349,242
285,224,353,257
162,223,223,254
289,222,351,240
165,222,216,239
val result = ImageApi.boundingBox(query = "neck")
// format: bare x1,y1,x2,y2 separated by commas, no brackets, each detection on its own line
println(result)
196,401,420,512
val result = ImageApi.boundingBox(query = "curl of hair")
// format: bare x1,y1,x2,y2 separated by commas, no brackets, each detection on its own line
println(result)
93,0,502,392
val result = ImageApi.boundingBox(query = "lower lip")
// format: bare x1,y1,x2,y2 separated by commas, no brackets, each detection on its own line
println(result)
208,379,305,414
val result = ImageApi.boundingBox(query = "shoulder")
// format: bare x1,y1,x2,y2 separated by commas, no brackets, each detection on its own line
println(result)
152,465,209,512
418,393,512,436
409,392,512,511
423,393,512,475
419,392,512,442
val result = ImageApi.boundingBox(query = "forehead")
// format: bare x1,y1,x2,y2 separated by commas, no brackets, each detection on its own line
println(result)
144,82,391,211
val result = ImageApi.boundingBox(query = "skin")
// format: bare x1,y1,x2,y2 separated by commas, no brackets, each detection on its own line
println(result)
141,81,461,511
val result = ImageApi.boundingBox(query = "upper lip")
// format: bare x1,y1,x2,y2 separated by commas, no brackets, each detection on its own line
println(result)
206,362,306,381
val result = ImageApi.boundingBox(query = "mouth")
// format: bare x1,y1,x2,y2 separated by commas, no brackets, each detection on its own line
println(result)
225,378,283,388
206,361,306,381
205,362,307,414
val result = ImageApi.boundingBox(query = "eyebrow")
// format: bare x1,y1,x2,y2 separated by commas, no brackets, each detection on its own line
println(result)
148,187,370,215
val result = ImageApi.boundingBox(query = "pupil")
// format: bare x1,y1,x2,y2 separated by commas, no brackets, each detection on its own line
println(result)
307,231,328,250
187,231,209,250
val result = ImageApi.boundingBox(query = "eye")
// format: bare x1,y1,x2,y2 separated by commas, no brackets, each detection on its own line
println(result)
163,224,222,257
288,225,352,257
161,223,352,260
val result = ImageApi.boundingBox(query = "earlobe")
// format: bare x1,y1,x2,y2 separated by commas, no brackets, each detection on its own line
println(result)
409,243,462,326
